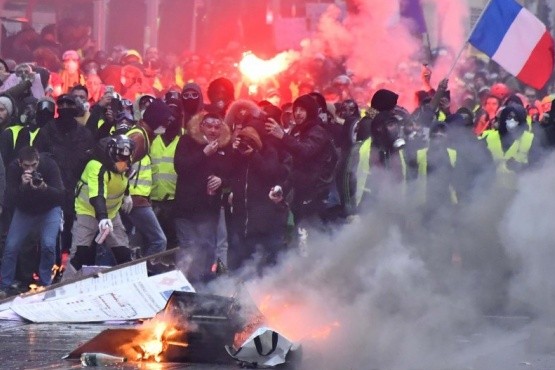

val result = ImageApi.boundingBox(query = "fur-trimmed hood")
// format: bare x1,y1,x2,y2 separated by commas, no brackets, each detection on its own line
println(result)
186,111,231,148
224,99,266,129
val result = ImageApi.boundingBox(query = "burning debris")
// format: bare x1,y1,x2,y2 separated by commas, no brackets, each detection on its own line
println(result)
66,291,302,367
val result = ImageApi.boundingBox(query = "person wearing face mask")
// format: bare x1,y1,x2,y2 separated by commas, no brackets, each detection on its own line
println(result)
205,77,235,118
181,82,204,126
479,104,541,190
0,96,41,167
350,111,408,213
411,122,459,211
69,135,135,271
0,63,45,103
35,94,95,263
59,50,85,94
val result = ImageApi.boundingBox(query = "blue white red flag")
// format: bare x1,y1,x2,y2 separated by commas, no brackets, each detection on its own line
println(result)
468,0,554,89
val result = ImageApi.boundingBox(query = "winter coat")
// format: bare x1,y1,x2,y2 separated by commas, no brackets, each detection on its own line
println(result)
174,113,232,220
229,145,289,237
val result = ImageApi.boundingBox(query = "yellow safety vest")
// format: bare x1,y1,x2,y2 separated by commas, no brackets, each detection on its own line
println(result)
149,135,179,201
7,125,40,148
129,155,152,197
355,138,407,207
128,125,151,159
75,160,128,219
416,147,458,204
481,129,534,188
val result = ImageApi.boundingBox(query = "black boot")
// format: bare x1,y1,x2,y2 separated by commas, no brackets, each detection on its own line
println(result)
70,245,96,271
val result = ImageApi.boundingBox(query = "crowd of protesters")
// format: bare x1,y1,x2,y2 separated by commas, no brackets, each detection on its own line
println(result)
0,29,553,299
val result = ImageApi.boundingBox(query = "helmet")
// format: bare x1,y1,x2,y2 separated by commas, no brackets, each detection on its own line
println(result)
107,134,135,164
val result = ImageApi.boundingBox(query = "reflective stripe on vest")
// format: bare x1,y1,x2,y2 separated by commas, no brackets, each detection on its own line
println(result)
129,155,152,197
150,135,179,201
416,147,458,204
482,129,534,189
354,138,407,206
74,160,128,219
355,138,371,207
8,125,40,149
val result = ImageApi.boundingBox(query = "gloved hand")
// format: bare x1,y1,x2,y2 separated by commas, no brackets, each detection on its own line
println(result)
121,195,133,214
98,218,114,233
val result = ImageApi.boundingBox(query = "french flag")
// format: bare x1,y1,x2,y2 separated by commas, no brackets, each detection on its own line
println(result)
469,0,554,90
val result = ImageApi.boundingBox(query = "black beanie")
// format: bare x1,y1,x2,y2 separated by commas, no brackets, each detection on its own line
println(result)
371,89,399,112
142,99,172,129
293,94,319,122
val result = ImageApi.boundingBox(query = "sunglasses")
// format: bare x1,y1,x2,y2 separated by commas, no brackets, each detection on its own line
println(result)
182,91,200,100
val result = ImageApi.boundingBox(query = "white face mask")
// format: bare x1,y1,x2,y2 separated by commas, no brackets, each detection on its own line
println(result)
120,77,127,86
154,126,166,134
506,118,518,131
393,138,406,149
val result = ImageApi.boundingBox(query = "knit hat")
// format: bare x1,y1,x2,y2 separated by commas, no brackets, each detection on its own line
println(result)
0,96,14,116
237,126,263,151
62,50,79,62
293,94,319,122
142,99,172,130
371,89,399,112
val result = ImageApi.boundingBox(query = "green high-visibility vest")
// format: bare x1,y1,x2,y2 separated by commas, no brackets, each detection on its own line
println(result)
129,154,152,197
150,135,179,201
416,147,458,204
480,129,534,189
354,138,407,207
75,159,128,219
7,125,40,148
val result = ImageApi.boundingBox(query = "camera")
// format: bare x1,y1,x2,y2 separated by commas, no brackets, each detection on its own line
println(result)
31,171,43,187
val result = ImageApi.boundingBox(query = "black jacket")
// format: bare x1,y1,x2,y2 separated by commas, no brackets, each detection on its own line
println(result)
34,119,94,208
174,113,232,220
281,118,332,204
230,145,289,236
6,153,64,214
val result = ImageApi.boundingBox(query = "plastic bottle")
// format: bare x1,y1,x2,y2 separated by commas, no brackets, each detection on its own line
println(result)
80,352,127,366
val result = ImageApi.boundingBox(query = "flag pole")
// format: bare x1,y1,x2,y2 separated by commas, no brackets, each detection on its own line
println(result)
446,0,495,78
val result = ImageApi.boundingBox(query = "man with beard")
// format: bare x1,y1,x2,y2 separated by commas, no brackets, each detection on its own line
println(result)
266,94,336,255
35,94,95,261
174,113,232,283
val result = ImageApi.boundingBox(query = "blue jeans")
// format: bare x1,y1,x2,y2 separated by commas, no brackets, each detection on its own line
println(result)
1,207,62,287
127,206,167,257
175,215,218,283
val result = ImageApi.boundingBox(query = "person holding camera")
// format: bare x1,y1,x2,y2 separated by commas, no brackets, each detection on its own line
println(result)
0,146,64,296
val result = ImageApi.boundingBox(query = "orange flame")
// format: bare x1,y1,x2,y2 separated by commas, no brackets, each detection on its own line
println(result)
122,314,187,363
239,51,299,83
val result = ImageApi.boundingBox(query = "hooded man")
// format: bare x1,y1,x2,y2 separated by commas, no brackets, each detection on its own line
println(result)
35,94,95,258
266,94,336,254
181,82,204,126
205,77,235,118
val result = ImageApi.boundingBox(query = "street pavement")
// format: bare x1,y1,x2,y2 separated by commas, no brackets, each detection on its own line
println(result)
3,315,555,369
